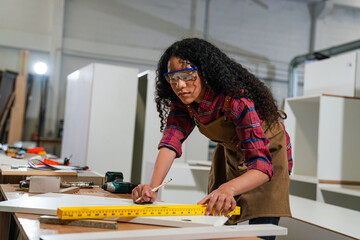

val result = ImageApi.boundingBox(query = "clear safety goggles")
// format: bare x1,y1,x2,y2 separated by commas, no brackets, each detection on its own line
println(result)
163,67,198,86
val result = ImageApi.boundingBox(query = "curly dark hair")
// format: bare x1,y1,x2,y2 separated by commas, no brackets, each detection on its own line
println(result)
156,38,279,131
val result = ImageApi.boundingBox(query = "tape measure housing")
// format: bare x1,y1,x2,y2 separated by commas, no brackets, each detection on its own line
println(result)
57,205,241,220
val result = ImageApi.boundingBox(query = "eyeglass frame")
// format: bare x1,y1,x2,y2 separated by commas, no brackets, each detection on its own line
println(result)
163,66,198,85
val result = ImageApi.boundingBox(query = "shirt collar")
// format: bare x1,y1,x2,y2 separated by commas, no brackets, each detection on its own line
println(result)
199,87,216,111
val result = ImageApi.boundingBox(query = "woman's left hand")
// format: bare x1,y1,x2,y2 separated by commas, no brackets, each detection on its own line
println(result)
197,184,236,216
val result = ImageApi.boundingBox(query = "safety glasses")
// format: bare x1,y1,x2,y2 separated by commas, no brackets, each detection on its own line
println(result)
163,67,198,86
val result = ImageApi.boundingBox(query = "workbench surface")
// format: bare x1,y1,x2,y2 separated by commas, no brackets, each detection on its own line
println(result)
0,184,262,240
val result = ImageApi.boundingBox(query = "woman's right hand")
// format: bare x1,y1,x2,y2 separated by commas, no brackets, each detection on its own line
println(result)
132,184,158,203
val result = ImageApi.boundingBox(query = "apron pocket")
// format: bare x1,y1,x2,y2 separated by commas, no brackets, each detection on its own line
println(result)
237,163,247,171
226,160,247,179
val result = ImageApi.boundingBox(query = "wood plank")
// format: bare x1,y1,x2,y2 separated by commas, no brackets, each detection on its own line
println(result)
39,216,118,229
8,50,30,145
318,179,360,185
322,93,360,100
8,75,28,145
39,225,287,240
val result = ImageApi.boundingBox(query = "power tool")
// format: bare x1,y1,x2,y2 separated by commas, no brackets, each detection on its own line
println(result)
101,171,138,194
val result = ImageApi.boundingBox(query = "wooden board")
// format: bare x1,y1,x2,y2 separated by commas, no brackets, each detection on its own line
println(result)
39,224,287,240
0,193,229,228
39,215,118,229
8,50,30,145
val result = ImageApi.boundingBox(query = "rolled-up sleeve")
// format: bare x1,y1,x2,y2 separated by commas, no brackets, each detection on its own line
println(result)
158,102,195,158
228,97,274,179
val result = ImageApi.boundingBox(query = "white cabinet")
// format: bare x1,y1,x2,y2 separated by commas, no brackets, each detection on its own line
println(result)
284,94,360,211
61,63,139,181
304,50,360,97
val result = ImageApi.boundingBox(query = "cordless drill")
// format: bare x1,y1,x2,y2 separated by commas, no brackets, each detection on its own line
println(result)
101,171,138,194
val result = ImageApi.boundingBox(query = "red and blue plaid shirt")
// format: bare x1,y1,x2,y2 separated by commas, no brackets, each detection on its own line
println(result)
159,88,293,179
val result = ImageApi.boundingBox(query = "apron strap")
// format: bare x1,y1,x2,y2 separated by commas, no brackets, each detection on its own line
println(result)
223,95,242,148
223,95,232,112
186,105,200,125
277,109,287,120
186,105,194,118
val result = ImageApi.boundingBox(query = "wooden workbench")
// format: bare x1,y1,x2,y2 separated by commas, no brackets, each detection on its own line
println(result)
0,154,103,185
0,184,262,240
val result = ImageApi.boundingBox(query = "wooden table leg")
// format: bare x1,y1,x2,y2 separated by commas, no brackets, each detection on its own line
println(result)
0,211,11,239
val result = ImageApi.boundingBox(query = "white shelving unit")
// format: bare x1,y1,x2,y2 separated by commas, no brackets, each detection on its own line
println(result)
319,185,360,197
284,94,360,210
278,195,360,240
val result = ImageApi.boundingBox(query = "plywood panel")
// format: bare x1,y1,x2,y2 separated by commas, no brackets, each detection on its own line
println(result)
40,224,287,240
0,193,228,228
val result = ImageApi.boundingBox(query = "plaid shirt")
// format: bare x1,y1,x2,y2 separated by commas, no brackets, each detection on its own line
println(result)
159,88,293,179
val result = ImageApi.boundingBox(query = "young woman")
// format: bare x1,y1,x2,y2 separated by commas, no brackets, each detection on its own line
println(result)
132,38,292,236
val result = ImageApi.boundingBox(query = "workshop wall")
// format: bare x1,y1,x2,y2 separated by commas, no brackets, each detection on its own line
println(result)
315,5,360,50
0,0,360,139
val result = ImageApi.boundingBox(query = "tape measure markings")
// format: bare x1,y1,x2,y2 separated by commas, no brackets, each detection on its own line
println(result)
57,205,241,220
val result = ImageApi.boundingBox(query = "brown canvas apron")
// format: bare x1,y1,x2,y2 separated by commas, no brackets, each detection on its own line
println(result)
186,97,291,224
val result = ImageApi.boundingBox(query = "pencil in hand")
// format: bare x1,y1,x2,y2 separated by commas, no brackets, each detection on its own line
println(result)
135,178,172,202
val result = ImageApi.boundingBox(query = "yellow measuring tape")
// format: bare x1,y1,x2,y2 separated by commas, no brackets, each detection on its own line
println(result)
57,205,241,220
